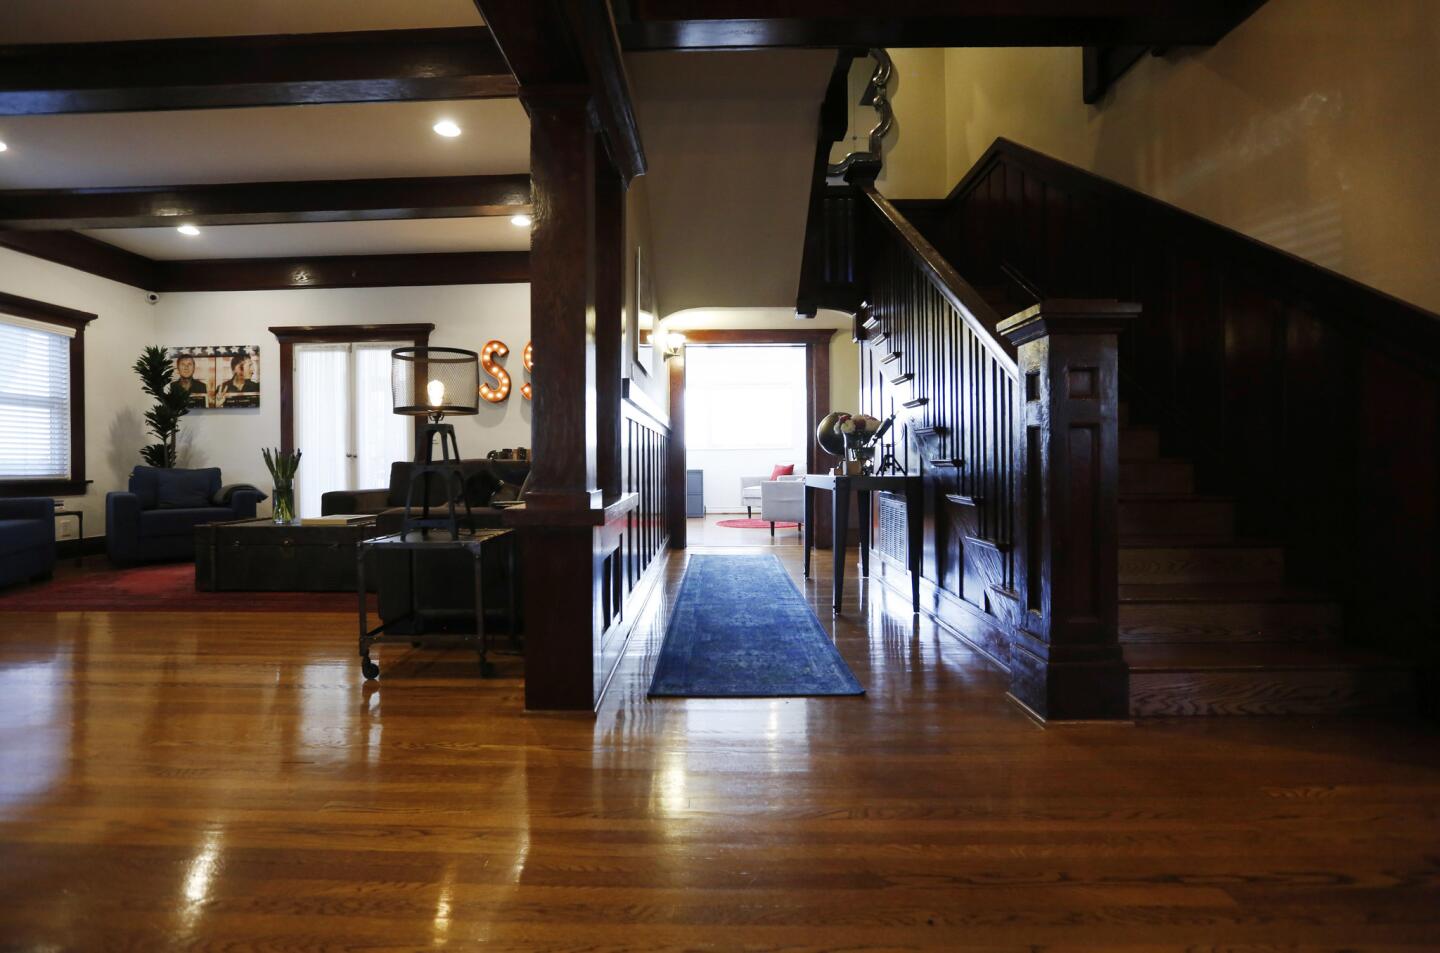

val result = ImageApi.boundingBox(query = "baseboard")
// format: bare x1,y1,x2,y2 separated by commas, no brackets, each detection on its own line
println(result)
57,536,105,559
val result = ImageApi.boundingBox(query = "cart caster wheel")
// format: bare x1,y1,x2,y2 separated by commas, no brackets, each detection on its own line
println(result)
361,660,380,680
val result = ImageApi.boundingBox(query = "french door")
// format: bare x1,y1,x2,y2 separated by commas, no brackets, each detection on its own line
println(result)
293,342,411,517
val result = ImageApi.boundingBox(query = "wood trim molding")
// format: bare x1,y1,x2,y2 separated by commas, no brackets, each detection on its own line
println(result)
0,230,160,289
675,328,838,347
0,27,516,115
270,323,433,455
0,290,98,497
160,251,530,292
616,2,1272,50
0,175,533,230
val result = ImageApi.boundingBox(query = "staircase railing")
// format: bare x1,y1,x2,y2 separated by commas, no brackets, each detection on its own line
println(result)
853,183,1139,720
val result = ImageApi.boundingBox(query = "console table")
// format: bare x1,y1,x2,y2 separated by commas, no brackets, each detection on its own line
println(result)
803,473,923,614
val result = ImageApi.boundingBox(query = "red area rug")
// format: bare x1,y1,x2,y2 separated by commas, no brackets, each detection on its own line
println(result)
715,518,800,530
0,562,372,613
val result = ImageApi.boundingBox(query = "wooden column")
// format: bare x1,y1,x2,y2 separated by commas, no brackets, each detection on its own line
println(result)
525,86,600,511
1000,300,1139,720
594,146,625,501
518,86,604,711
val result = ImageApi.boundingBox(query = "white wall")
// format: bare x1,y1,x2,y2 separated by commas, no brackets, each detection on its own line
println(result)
684,344,808,512
0,247,158,540
153,284,531,511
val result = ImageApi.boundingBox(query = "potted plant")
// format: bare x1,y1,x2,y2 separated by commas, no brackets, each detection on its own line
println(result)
262,447,302,524
132,346,191,467
836,413,886,474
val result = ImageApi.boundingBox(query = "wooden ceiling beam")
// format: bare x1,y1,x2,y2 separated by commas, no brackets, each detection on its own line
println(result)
617,1,1271,49
477,1,647,183
0,175,532,230
0,27,517,115
158,251,530,292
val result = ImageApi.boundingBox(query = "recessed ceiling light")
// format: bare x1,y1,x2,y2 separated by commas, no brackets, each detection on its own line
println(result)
176,224,201,236
0,141,8,153
432,120,462,138
510,214,532,227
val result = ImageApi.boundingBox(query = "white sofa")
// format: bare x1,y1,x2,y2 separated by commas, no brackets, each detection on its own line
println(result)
740,469,797,517
761,477,805,536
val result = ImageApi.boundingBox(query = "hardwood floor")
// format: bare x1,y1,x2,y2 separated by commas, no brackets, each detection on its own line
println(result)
2,546,1439,950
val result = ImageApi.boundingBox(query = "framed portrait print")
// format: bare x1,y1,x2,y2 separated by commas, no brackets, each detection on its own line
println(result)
166,345,261,409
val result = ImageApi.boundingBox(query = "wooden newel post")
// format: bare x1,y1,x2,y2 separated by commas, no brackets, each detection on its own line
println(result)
999,300,1141,721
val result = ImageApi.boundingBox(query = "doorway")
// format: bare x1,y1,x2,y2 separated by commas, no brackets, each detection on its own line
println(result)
292,342,411,517
664,328,839,550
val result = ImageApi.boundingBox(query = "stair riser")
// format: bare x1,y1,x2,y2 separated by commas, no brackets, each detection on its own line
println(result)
1119,602,1342,643
1120,461,1195,496
1120,429,1160,460
1119,547,1284,585
1120,500,1234,538
1130,669,1417,717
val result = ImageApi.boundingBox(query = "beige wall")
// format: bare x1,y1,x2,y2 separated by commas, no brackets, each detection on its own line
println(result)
881,0,1440,313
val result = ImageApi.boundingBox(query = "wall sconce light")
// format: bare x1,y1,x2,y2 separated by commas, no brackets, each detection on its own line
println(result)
661,330,686,359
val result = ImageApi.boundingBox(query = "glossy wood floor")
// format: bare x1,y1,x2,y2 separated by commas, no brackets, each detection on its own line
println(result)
2,544,1439,951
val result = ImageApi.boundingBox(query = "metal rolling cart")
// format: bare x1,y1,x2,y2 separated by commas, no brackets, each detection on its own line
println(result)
356,527,517,680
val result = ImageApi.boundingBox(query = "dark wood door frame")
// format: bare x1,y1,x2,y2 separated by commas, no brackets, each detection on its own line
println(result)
270,323,434,455
665,327,838,548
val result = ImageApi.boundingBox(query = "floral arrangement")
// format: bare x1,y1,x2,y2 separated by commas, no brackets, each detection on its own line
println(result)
835,413,891,473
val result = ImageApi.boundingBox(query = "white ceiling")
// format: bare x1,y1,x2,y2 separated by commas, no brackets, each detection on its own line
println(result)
629,50,835,314
0,99,528,189
0,0,482,42
82,217,530,260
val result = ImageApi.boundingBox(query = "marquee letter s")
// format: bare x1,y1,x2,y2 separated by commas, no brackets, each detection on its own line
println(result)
479,340,511,403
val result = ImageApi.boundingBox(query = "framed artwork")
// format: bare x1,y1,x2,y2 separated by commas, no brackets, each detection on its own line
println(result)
631,245,655,377
166,345,261,409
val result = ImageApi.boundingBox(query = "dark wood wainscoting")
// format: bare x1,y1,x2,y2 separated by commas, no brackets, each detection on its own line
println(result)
910,138,1440,687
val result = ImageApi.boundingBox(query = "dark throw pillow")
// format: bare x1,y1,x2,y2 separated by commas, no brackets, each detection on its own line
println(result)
212,483,268,506
155,468,221,509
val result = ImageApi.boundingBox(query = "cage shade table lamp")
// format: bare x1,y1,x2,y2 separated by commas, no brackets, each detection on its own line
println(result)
391,346,480,534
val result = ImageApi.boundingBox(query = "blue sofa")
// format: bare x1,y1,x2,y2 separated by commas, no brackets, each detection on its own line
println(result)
106,467,263,564
0,498,56,588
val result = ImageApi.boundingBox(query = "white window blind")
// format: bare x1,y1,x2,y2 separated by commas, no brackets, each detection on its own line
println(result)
0,314,73,481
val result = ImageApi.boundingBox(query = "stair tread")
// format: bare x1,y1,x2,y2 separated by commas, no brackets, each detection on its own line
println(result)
1119,537,1282,550
1120,583,1335,604
1125,642,1412,673
1120,494,1233,504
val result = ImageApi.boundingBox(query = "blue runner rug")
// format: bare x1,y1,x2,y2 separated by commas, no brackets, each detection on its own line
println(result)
648,554,865,697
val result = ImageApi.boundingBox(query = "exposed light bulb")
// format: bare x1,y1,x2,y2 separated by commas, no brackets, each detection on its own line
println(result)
432,120,462,138
510,214,532,228
667,332,686,352
0,141,8,153
426,379,446,407
177,224,201,236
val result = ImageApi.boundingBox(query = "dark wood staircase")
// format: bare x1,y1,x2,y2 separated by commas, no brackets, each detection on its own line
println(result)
1116,407,1416,716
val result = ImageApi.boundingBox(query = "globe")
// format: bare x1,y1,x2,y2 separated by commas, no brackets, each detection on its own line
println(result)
816,412,848,457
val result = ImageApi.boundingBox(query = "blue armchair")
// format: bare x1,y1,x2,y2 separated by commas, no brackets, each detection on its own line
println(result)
106,467,263,564
0,498,56,588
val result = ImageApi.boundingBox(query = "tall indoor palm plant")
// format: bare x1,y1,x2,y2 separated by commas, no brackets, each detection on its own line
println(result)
133,346,190,467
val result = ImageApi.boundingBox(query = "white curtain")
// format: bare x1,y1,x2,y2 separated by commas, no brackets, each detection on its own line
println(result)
294,344,349,518
353,344,408,492
0,314,73,480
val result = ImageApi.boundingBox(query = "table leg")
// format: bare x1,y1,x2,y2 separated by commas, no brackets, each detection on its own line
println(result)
832,484,849,613
905,480,923,614
358,545,378,679
507,536,519,653
803,485,814,579
857,490,871,578
473,549,491,677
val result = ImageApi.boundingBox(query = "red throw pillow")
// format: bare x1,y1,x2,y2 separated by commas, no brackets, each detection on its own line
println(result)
770,464,795,480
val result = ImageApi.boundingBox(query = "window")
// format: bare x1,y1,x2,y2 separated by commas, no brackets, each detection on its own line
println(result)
0,292,94,496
